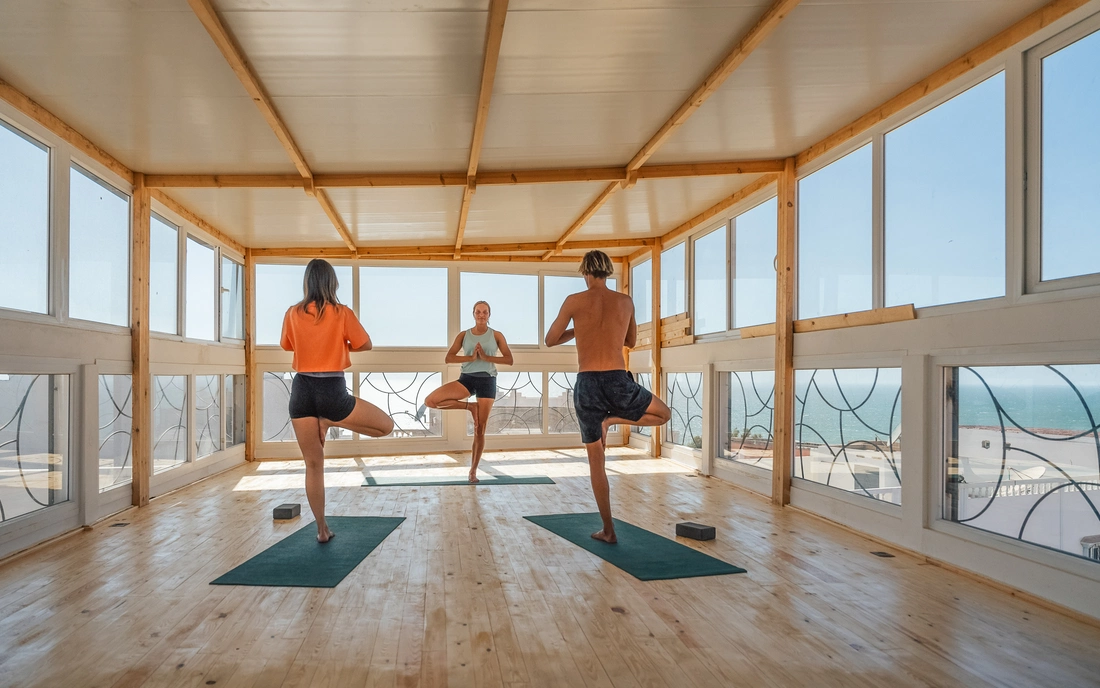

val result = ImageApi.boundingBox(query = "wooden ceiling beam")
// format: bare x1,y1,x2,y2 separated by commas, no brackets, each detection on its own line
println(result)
0,78,134,185
625,0,801,173
143,159,784,190
797,0,1091,170
150,188,247,255
249,235,656,260
187,0,311,180
548,0,800,257
455,0,509,257
659,174,778,246
186,0,357,249
543,182,620,260
315,189,358,252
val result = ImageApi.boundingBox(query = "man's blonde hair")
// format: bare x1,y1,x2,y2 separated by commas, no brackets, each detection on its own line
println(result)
579,250,614,279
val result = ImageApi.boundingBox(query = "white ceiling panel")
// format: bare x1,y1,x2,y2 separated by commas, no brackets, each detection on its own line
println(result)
219,8,486,172
650,0,1053,163
326,186,464,245
580,173,764,238
165,188,344,247
0,1,296,174
462,181,610,244
478,3,773,168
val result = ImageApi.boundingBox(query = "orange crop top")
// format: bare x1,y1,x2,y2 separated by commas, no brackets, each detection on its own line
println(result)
280,303,369,372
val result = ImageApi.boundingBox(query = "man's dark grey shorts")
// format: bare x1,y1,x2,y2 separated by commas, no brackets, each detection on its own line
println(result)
573,370,654,444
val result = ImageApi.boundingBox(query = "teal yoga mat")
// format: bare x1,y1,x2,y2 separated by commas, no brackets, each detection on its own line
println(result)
524,513,745,581
211,516,404,588
362,475,554,487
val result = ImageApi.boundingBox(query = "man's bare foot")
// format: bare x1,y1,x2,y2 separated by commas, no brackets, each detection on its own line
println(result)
600,418,613,450
317,527,335,544
468,471,480,484
591,529,617,544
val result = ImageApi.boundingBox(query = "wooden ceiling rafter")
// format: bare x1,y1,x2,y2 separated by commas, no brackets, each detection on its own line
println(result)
796,0,1092,170
186,0,356,251
142,158,785,190
454,0,510,259
543,0,802,260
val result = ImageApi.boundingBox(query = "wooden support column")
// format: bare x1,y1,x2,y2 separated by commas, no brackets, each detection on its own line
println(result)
650,240,663,457
244,249,257,462
130,174,151,507
772,158,796,506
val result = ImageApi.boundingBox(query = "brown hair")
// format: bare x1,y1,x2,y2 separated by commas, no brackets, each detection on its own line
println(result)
296,258,342,321
579,250,614,279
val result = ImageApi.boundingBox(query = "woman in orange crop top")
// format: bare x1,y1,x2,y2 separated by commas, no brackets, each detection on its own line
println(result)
280,259,394,543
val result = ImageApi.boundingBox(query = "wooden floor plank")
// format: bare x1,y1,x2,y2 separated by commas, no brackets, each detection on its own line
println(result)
0,448,1098,688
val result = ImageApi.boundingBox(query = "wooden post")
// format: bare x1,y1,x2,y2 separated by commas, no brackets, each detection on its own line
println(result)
244,249,257,461
772,158,796,506
650,240,663,457
130,173,151,507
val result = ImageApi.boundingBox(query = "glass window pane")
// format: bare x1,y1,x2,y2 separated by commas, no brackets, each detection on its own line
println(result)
359,372,443,438
720,371,774,470
99,374,133,491
263,372,353,442
0,374,69,521
469,372,543,435
221,257,244,340
0,121,49,314
632,259,652,324
255,264,353,346
185,238,216,341
360,267,447,346
150,215,178,335
153,375,188,472
946,364,1100,562
544,276,584,338
1041,29,1100,281
69,166,129,326
195,375,221,458
693,227,727,334
798,144,873,319
795,368,902,504
665,372,702,448
733,197,777,328
460,272,538,345
660,243,686,318
885,72,1005,308
224,374,245,448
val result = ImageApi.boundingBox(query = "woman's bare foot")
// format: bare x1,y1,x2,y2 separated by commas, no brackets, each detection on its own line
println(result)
318,419,332,447
317,526,335,543
468,403,481,434
468,471,480,484
591,529,617,544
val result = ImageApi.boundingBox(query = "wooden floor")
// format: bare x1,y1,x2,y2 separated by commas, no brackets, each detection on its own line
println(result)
1,449,1099,688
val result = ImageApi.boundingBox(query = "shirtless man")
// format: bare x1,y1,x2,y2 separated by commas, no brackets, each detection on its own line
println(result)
545,250,672,543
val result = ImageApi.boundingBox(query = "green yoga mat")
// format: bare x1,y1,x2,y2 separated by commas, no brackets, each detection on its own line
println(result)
211,516,404,588
362,475,554,487
524,513,745,581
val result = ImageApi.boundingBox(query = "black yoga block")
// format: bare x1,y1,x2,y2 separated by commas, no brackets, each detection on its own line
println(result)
675,522,715,541
273,503,301,520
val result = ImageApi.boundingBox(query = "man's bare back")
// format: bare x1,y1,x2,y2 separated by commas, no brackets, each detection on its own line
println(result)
545,283,636,372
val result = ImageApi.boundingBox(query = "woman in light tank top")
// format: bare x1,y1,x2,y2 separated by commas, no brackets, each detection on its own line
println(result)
425,300,513,482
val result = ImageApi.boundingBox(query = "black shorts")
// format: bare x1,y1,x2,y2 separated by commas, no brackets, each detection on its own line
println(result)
458,373,498,400
574,370,653,444
288,374,356,422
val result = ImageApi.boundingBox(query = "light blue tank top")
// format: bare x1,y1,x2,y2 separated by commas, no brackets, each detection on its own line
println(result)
461,327,498,376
